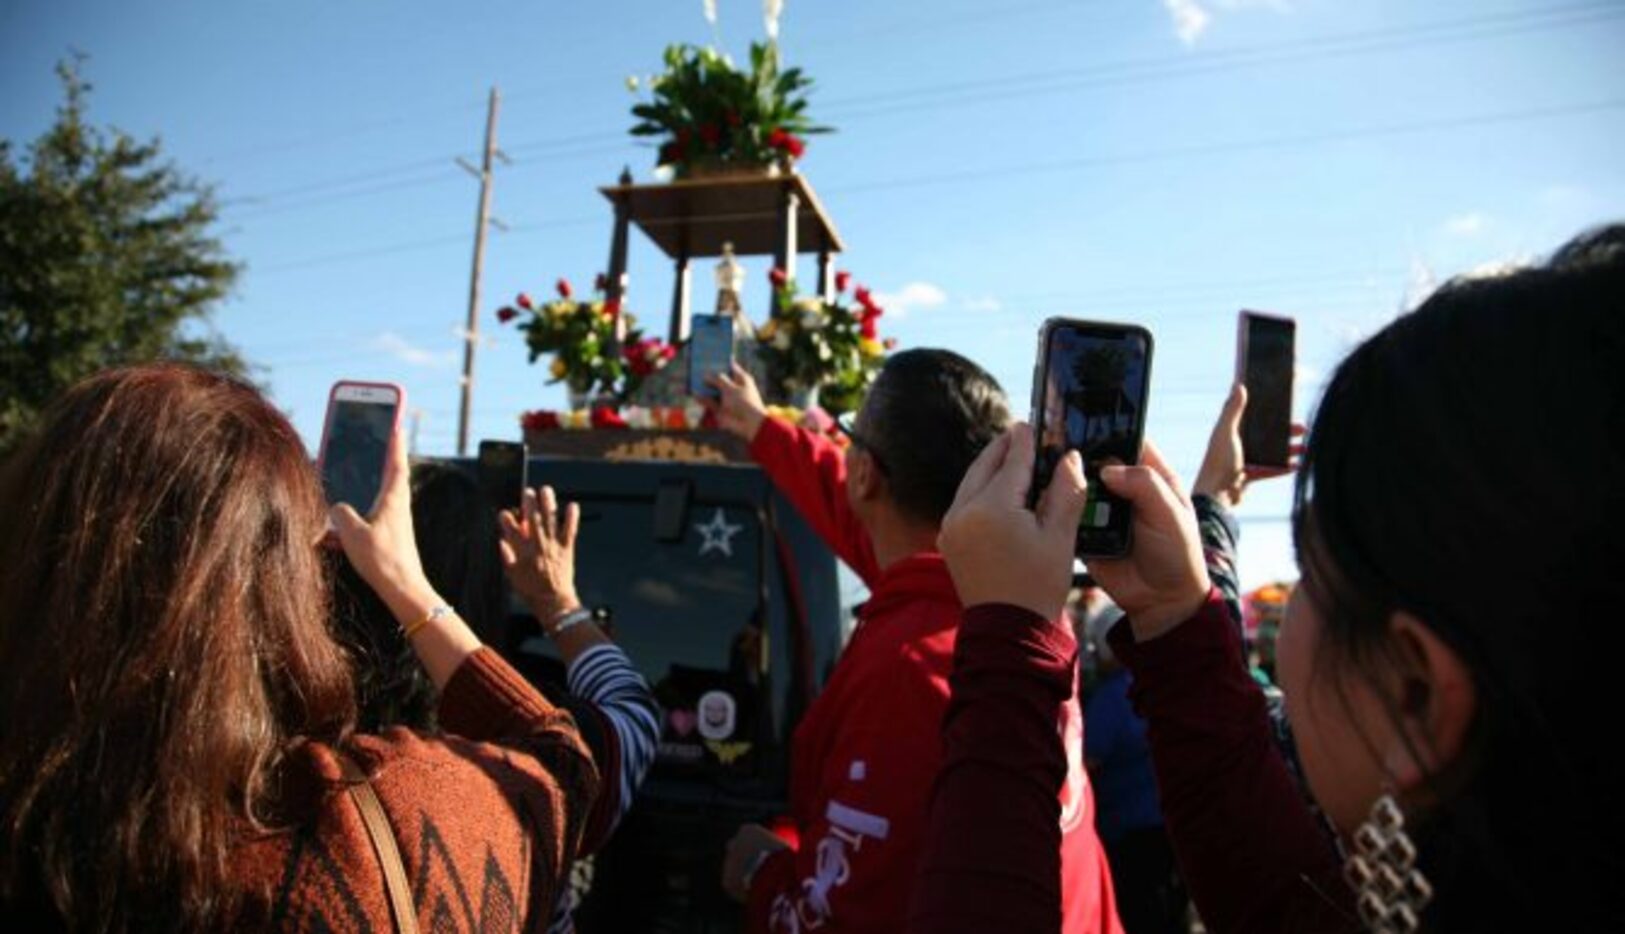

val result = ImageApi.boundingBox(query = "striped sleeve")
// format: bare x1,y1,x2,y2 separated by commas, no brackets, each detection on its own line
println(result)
565,643,661,834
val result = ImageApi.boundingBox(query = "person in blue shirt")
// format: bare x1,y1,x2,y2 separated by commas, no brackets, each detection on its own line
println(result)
1081,593,1189,934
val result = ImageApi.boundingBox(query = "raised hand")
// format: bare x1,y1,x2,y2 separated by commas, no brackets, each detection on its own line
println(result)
937,424,1090,621
1192,383,1306,508
1089,441,1212,642
498,486,583,628
706,362,769,442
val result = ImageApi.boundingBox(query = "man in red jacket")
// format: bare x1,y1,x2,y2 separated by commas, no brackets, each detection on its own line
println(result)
711,350,1120,934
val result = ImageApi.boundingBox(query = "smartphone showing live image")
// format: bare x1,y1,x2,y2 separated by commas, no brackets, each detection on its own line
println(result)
316,381,404,519
1236,311,1295,470
1030,318,1154,558
688,313,735,400
478,440,528,514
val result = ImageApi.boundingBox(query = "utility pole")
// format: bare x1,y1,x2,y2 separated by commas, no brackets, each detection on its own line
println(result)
456,86,506,457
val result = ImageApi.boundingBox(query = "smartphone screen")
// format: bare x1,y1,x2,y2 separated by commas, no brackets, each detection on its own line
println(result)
688,314,735,399
478,440,528,513
1031,320,1154,558
318,383,402,517
1238,312,1295,469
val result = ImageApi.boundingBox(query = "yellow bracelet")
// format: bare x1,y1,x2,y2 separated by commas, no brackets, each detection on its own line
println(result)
403,605,452,639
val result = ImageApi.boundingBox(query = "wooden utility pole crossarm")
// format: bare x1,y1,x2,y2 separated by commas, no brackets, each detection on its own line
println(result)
457,86,501,457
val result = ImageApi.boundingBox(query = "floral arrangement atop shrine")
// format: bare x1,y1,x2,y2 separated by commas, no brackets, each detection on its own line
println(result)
629,41,828,178
496,277,675,400
756,268,893,416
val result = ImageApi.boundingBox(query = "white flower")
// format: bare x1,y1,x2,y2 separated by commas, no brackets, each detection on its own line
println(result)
816,342,831,361
763,0,783,40
799,311,824,331
702,0,718,25
625,75,641,93
773,331,792,350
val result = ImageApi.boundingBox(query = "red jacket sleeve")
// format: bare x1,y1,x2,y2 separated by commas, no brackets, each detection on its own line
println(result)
908,604,1077,934
746,657,950,932
1109,592,1354,934
749,416,882,585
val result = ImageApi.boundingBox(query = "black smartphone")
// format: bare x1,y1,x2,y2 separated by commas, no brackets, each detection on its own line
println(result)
1236,311,1295,470
317,381,404,518
688,313,735,400
478,440,528,513
1030,319,1154,558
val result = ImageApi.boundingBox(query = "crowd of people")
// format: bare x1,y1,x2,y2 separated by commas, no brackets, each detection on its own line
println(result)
0,222,1619,933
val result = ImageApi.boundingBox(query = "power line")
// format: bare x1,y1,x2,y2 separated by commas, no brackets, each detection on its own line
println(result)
244,94,1619,275
210,4,1621,219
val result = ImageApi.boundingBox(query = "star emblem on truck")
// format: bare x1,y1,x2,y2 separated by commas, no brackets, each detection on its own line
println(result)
695,508,743,557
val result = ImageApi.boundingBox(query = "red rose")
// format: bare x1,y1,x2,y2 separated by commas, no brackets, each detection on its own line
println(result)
516,292,534,311
767,127,789,149
604,297,622,319
496,306,519,324
835,271,852,293
659,142,680,165
556,278,572,299
521,410,562,432
595,272,609,292
786,135,806,159
591,406,629,430
854,286,872,306
769,267,789,288
699,123,721,146
661,345,677,361
861,317,879,340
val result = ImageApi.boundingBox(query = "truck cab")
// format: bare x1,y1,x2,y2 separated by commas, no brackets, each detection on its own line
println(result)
475,453,846,932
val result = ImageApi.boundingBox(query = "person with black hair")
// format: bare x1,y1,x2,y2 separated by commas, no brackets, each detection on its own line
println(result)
709,352,1122,934
915,223,1625,933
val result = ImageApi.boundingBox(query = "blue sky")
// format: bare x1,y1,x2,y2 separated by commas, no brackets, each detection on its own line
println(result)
4,0,1622,587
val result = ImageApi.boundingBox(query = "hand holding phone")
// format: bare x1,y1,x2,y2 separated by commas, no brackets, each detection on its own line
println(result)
689,314,736,400
317,381,405,519
1029,319,1154,557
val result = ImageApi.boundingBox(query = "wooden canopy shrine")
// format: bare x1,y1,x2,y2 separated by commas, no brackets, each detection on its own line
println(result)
598,170,846,344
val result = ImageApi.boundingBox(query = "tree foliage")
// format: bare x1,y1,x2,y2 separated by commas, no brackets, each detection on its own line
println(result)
0,56,246,451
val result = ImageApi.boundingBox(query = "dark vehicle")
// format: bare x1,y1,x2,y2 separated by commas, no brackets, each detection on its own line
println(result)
451,453,844,933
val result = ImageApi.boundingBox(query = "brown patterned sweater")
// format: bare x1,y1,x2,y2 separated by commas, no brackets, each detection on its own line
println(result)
232,647,601,933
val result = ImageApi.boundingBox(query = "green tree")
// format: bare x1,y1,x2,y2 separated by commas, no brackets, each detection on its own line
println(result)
0,56,246,452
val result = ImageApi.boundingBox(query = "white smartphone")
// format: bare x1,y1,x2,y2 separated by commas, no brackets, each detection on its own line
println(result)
316,381,405,518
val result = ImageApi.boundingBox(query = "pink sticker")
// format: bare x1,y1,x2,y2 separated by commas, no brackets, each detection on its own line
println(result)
670,709,697,737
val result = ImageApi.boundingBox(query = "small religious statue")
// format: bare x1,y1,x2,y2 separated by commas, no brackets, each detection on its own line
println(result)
714,242,745,317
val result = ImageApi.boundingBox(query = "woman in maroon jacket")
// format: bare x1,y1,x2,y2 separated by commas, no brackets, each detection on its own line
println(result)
914,225,1625,933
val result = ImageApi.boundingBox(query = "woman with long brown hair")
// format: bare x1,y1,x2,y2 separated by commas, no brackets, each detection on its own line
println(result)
0,363,599,932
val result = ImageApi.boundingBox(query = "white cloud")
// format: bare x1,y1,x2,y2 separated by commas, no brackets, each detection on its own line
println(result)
1442,212,1489,237
370,331,456,368
962,295,1003,313
872,281,948,318
1163,0,1212,45
1162,0,1289,46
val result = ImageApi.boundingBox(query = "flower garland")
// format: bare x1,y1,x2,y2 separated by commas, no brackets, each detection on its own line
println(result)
521,403,847,447
756,267,894,416
497,276,676,401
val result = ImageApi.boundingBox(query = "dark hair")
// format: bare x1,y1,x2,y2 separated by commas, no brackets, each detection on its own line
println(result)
1292,224,1625,930
331,461,506,733
0,364,356,930
857,348,1011,525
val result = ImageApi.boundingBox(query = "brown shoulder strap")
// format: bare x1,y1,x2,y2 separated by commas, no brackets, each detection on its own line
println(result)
337,750,420,934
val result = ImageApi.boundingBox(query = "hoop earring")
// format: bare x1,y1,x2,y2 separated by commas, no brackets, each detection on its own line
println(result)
1344,794,1434,934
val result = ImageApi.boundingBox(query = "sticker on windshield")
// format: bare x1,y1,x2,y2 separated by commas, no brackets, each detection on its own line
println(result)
697,690,737,740
695,508,743,558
